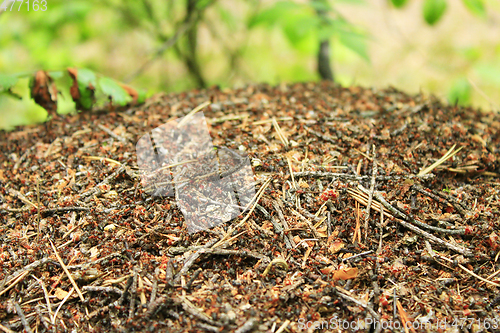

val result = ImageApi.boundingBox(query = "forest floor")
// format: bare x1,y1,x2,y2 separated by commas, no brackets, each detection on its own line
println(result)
1,82,500,332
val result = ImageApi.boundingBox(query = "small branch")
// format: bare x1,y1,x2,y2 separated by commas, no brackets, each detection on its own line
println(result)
359,185,472,256
41,206,91,217
2,257,58,293
211,177,272,249
364,145,377,241
176,296,221,326
36,177,41,242
14,302,33,333
174,247,269,283
124,14,197,83
184,268,202,290
377,205,384,254
82,286,123,296
270,200,296,248
351,187,465,235
129,270,138,319
293,171,434,182
437,255,500,287
333,288,380,322
413,184,469,216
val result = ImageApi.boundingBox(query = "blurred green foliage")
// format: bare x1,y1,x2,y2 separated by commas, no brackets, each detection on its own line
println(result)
423,0,447,25
462,0,486,17
448,78,472,106
248,1,369,59
0,0,498,130
390,0,409,8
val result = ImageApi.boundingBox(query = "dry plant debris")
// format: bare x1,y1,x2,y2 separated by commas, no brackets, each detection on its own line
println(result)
1,82,500,332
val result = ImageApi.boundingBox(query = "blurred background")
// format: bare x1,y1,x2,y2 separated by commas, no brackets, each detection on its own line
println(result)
0,0,499,130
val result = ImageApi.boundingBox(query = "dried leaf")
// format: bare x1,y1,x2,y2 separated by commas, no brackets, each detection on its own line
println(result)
68,68,80,101
119,83,146,105
320,265,336,275
67,68,96,111
54,288,69,300
328,240,344,254
293,235,302,244
89,246,100,259
332,267,358,280
30,70,58,114
489,232,499,250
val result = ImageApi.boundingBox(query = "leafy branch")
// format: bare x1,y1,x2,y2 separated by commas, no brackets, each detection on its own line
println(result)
390,0,487,25
118,0,217,88
0,69,146,119
248,0,370,81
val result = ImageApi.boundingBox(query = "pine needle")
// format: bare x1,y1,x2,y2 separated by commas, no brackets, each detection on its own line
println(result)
418,144,463,177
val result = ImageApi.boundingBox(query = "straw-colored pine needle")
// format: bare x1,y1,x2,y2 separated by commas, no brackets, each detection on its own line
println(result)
49,240,85,302
272,117,289,148
418,144,463,177
177,101,210,128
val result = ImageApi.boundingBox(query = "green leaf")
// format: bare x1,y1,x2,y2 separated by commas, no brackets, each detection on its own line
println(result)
339,31,370,62
0,89,22,100
47,71,64,80
282,15,320,47
78,85,95,110
318,24,337,41
77,68,97,88
248,1,322,53
0,74,19,90
448,78,471,105
461,0,486,17
390,0,409,8
248,1,302,28
99,77,132,106
423,0,447,25
71,68,96,110
137,89,147,104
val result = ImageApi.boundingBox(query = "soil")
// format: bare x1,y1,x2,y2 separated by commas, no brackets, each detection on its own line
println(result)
1,81,500,332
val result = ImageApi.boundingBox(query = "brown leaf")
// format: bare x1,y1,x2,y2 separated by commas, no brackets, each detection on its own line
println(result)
321,266,359,280
67,67,95,111
320,265,336,275
119,83,139,104
67,68,80,101
328,240,344,254
489,232,499,250
54,287,69,300
332,267,358,280
31,70,57,114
